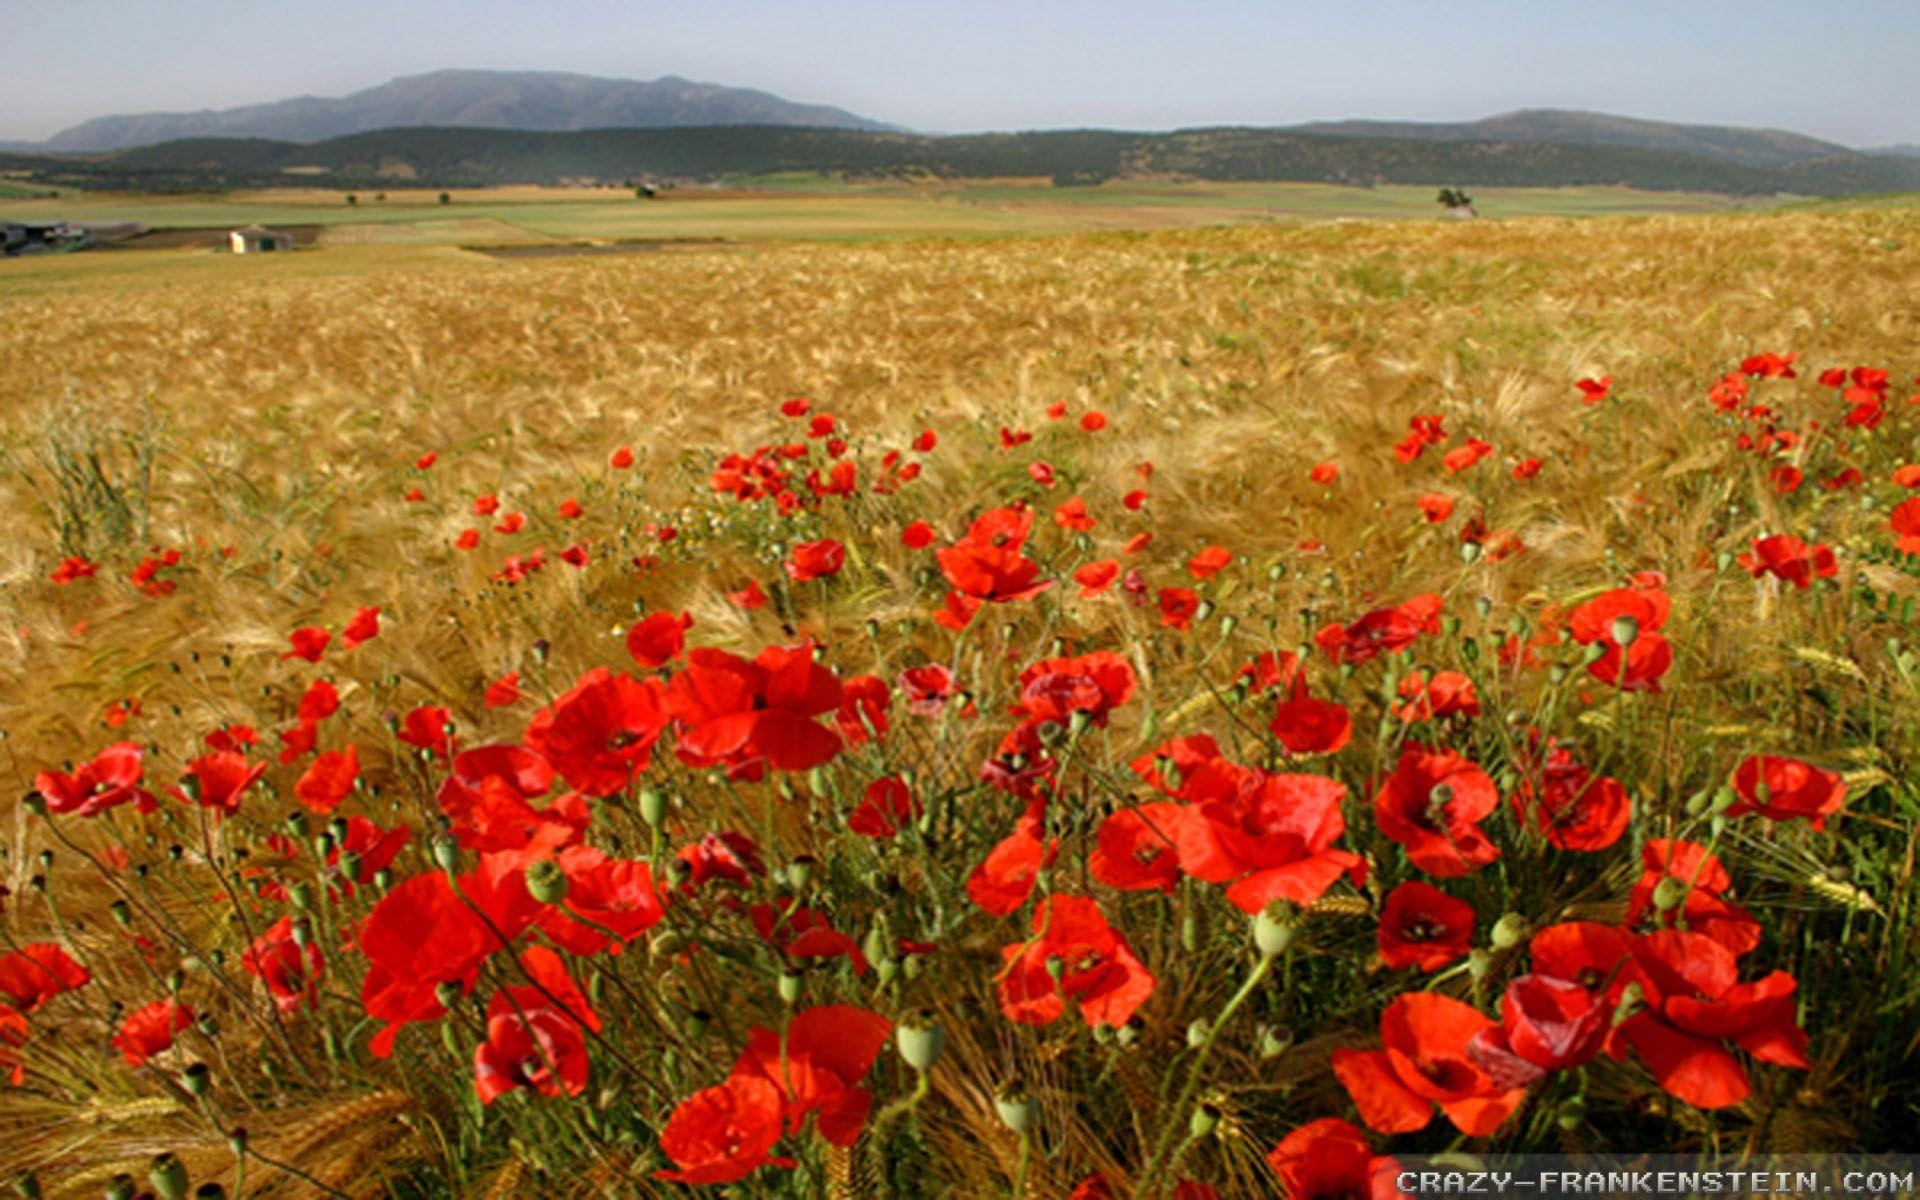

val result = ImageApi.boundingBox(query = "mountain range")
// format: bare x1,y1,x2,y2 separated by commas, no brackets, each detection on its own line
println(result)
8,71,1920,198
39,70,897,152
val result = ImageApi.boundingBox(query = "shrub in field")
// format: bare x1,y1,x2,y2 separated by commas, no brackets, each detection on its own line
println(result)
0,225,1916,1196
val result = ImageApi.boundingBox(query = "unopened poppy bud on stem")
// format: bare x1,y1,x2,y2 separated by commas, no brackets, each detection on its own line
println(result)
1610,614,1641,648
778,967,803,1005
1189,1102,1222,1139
105,1175,137,1200
182,1063,211,1097
431,834,460,873
638,788,668,826
1490,913,1529,950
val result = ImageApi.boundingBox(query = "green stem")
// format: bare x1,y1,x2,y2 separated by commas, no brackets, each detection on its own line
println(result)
1138,951,1275,1196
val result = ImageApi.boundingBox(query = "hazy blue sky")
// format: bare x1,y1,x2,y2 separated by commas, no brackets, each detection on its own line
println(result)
6,0,1918,145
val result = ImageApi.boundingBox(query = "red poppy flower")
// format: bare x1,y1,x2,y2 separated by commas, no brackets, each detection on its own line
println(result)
848,776,921,839
1616,930,1810,1110
1053,496,1095,532
668,645,844,776
936,506,1051,604
359,867,530,1057
836,674,891,745
1442,439,1494,474
1175,769,1364,913
967,801,1056,915
1739,535,1837,589
329,816,413,887
1238,650,1304,695
899,663,959,718
1465,973,1611,1087
1012,652,1136,729
342,606,381,647
901,519,935,549
1510,739,1630,852
933,588,984,630
1081,410,1108,431
483,672,521,707
281,626,331,662
1310,461,1340,484
1729,755,1846,830
1575,376,1613,404
295,745,359,815
1372,745,1501,878
785,538,846,582
1073,559,1120,597
1624,839,1760,955
243,916,323,1014
998,894,1155,1028
454,528,481,551
1089,803,1184,893
1269,695,1352,755
729,1004,892,1146
676,830,767,893
1394,413,1448,464
469,946,599,1103
1394,671,1480,723
1315,594,1443,664
113,998,194,1067
521,669,666,797
0,944,91,1012
1566,583,1673,692
173,751,267,817
1417,493,1455,523
730,580,770,609
1187,545,1232,580
296,678,340,725
1741,352,1798,379
1512,457,1543,480
656,1075,791,1184
1159,587,1202,630
1332,992,1526,1136
34,742,154,817
625,611,692,670
49,555,98,585
1378,882,1475,972
1266,1118,1401,1200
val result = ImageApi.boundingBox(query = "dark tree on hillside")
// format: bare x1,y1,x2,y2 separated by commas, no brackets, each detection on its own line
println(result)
438,192,451,205
1437,187,1474,209
346,193,358,206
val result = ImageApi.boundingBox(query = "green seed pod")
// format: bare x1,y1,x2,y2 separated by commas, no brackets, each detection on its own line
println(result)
778,968,803,1006
526,860,569,905
431,835,461,874
787,855,817,891
896,1012,945,1072
149,1154,190,1200
638,788,668,827
1490,913,1529,951
876,957,900,986
1556,1094,1587,1131
435,980,463,1009
110,899,133,928
994,1086,1036,1134
12,1171,40,1200
182,1063,211,1098
1466,949,1494,982
1189,1103,1222,1139
105,1176,138,1200
685,1009,712,1039
1253,903,1296,959
1609,615,1641,649
1258,1024,1293,1059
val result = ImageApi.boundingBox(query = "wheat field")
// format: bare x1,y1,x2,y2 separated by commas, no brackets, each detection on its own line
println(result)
0,207,1915,1198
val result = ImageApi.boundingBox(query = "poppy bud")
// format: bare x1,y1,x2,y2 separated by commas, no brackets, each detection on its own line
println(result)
1253,903,1295,959
901,954,921,981
1460,541,1482,564
531,639,550,664
167,969,186,994
1195,600,1215,622
1548,664,1568,684
110,899,133,927
289,916,313,948
1609,615,1641,648
182,1063,211,1097
1180,911,1199,953
431,835,460,874
684,1009,711,1038
1116,1018,1143,1048
373,868,393,891
1186,1019,1209,1048
1715,550,1736,572
1711,784,1739,812
1556,1095,1587,1131
1474,596,1493,619
787,855,817,890
435,980,463,1009
1613,982,1646,1024
876,957,900,985
897,1011,944,1072
105,1176,138,1200
1466,949,1493,981
1257,1024,1293,1059
861,925,888,965
807,766,833,796
1189,1103,1222,1139
195,1184,228,1199
1490,913,1529,950
1581,641,1609,665
1651,876,1689,913
288,881,315,911
778,967,803,1006
994,1086,1036,1134
196,1015,219,1039
12,1171,39,1200
22,794,46,818
149,1154,189,1200
1044,955,1067,983
638,788,668,826
526,860,569,905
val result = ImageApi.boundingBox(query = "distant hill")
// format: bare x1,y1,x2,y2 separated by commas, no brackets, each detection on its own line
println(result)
1871,144,1920,159
42,70,898,152
21,123,1920,197
1290,109,1854,168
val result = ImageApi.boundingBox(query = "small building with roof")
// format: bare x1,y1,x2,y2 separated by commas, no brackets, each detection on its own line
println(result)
229,225,294,254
